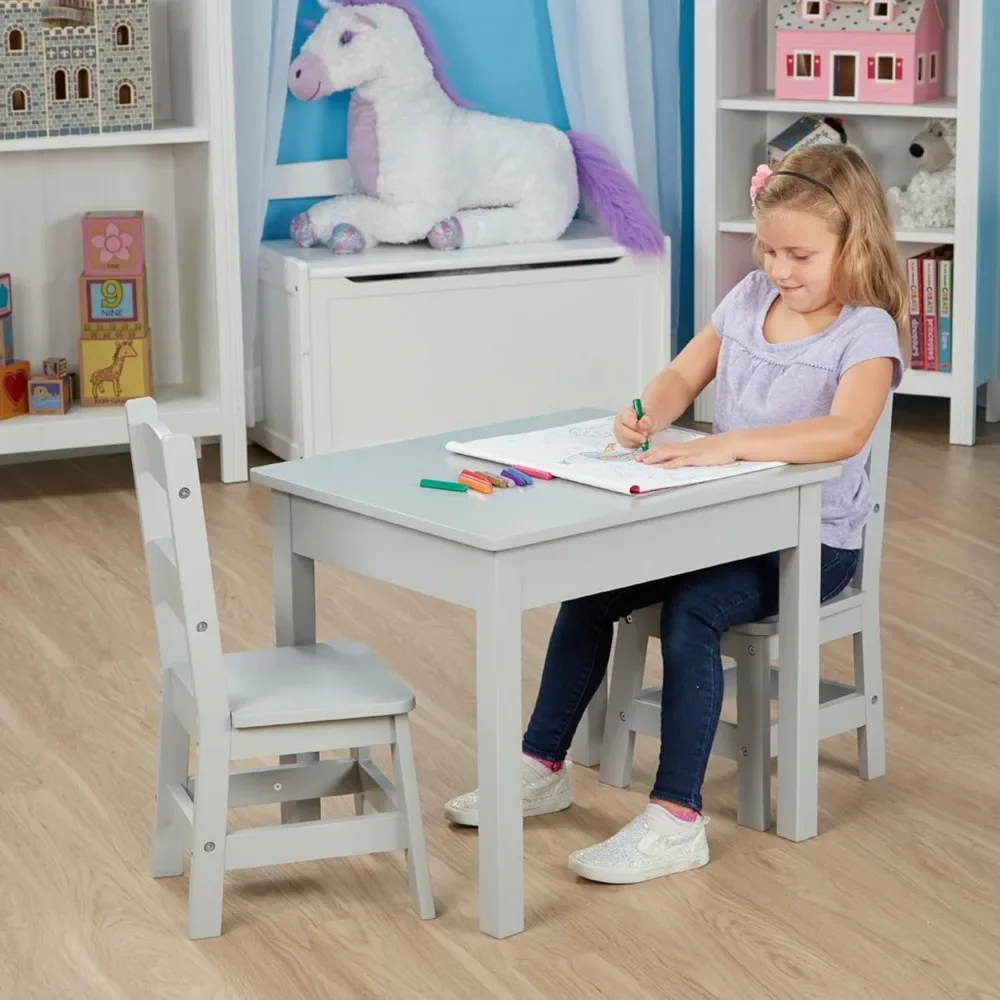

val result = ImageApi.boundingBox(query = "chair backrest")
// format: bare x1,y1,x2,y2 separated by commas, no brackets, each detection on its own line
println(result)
125,398,227,726
852,393,894,594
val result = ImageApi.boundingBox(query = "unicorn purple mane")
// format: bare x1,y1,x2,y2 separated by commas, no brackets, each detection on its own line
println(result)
287,0,663,255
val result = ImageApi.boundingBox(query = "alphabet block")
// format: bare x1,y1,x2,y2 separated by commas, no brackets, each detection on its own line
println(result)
79,337,152,406
0,273,11,319
79,272,149,339
1,314,13,366
28,375,71,414
82,211,145,277
0,361,30,420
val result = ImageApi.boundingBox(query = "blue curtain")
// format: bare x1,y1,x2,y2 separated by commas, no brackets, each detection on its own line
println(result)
547,0,695,354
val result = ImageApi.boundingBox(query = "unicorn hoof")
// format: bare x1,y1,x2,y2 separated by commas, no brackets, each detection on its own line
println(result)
290,212,318,248
328,223,366,255
427,217,464,251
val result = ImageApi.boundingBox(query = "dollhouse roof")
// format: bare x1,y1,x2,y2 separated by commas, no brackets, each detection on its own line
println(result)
775,0,936,34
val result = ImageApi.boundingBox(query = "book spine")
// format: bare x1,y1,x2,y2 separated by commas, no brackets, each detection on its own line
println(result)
907,255,924,369
922,255,938,372
937,256,952,373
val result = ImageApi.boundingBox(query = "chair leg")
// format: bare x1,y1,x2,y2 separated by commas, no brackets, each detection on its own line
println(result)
735,637,774,831
187,741,230,940
854,620,886,780
351,747,372,815
569,674,607,768
152,687,190,878
598,612,651,789
391,715,435,920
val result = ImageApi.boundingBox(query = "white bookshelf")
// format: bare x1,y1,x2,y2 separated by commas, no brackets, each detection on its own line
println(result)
0,0,247,481
694,0,999,445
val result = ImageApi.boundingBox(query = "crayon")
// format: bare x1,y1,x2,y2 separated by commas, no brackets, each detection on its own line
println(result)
420,479,468,492
512,465,551,481
458,473,493,494
633,398,649,451
476,471,510,488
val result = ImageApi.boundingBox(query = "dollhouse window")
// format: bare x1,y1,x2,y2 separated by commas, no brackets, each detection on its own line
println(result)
795,52,815,78
115,23,132,47
10,88,27,113
53,69,68,102
930,52,938,81
802,1,824,20
870,1,891,20
117,82,134,106
7,28,24,52
77,67,91,101
876,55,895,81
917,54,925,83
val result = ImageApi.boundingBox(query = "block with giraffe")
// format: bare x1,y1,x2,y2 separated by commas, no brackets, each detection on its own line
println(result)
79,336,152,406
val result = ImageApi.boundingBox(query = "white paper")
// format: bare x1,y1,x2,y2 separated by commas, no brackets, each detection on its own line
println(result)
446,416,785,495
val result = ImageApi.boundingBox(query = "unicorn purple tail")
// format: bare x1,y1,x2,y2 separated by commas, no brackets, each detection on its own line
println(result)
567,132,664,255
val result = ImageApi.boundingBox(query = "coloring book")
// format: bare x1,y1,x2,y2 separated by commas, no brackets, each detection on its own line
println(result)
445,416,785,496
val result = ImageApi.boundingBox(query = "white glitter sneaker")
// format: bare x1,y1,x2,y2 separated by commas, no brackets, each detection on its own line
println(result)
443,758,572,827
568,809,710,884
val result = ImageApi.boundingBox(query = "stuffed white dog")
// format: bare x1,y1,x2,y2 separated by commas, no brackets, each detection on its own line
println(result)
885,119,957,230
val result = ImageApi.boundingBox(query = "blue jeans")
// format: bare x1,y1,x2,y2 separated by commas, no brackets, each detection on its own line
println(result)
522,545,859,812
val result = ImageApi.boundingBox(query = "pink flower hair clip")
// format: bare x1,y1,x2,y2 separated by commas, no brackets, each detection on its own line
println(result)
750,164,773,206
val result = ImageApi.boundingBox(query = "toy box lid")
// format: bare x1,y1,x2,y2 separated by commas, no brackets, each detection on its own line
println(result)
260,219,635,282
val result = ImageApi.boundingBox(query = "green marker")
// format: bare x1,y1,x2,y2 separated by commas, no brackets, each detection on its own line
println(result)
633,398,649,451
420,479,468,492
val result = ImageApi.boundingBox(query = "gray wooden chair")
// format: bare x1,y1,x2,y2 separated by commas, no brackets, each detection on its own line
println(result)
125,398,435,938
573,398,893,832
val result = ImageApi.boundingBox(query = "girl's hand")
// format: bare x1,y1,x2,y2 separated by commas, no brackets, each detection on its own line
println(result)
614,406,653,450
636,433,738,468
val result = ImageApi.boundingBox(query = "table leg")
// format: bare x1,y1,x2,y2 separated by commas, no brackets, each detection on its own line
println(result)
776,483,822,842
272,493,322,824
475,555,524,939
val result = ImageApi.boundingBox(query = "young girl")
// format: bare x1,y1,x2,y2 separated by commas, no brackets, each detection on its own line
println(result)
444,143,907,884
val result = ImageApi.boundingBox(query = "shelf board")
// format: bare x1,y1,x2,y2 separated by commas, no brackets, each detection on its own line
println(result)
0,388,222,457
0,123,210,155
718,93,958,119
718,219,955,244
896,368,952,398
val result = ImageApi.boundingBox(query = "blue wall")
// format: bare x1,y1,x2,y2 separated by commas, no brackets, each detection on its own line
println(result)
265,0,569,240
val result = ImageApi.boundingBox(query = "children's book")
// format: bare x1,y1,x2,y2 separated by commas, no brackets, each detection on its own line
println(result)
906,253,924,369
445,416,785,496
937,250,953,372
922,253,939,371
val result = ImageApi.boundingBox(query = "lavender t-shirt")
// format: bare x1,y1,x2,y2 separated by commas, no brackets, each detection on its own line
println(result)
711,270,903,550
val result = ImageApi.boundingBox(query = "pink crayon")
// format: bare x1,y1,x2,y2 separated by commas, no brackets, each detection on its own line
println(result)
512,465,553,480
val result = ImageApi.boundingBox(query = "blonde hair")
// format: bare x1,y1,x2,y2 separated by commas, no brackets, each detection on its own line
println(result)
752,143,909,362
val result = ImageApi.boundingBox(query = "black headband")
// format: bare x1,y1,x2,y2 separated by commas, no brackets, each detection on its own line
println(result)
770,170,844,212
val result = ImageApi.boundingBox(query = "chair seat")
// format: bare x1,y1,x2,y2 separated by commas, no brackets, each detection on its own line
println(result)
222,642,415,729
727,586,865,638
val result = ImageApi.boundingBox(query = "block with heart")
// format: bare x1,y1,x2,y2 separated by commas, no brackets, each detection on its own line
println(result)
1,361,30,420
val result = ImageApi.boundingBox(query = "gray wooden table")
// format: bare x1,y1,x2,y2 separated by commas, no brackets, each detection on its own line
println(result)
250,409,841,939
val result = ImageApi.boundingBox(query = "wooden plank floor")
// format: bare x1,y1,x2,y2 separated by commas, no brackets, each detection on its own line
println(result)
1,398,998,1000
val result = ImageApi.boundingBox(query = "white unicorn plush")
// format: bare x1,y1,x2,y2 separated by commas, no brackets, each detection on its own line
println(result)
287,0,662,255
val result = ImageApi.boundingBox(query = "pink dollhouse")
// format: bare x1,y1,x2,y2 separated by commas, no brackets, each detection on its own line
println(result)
774,0,944,105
